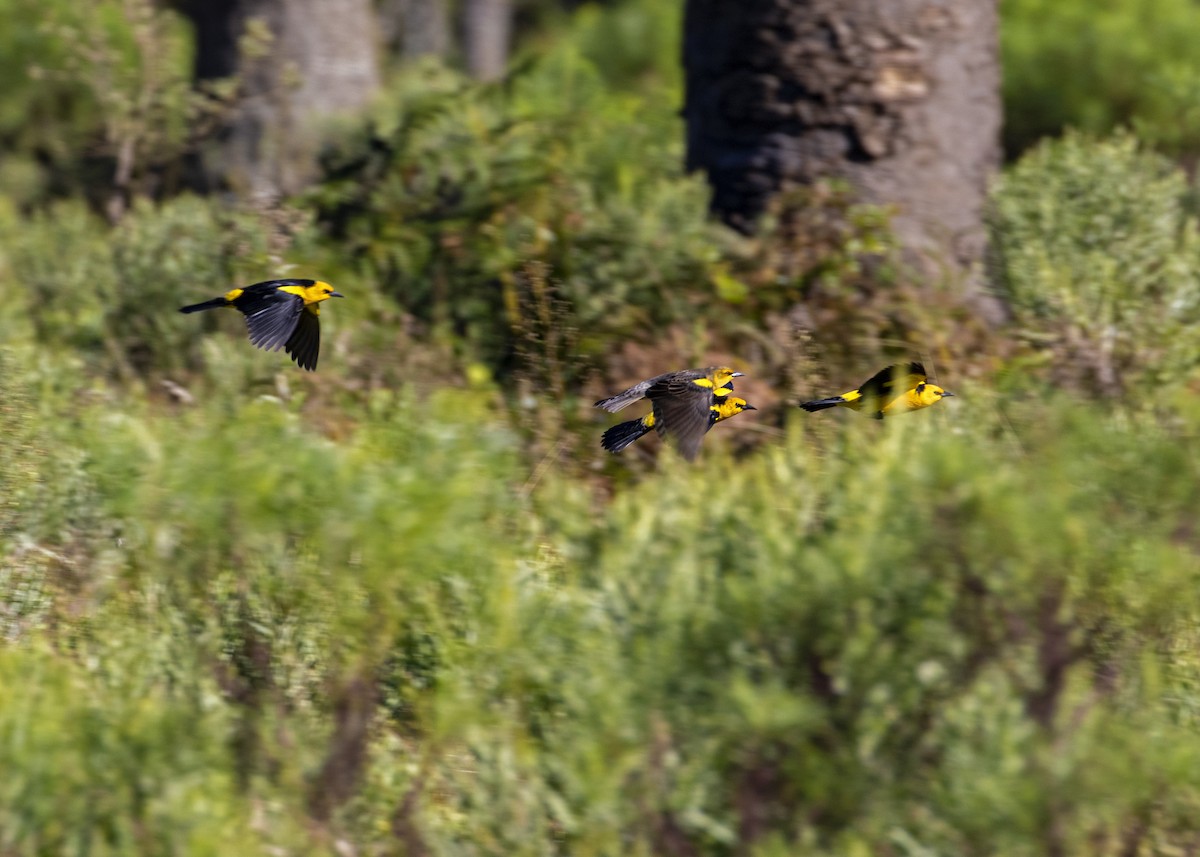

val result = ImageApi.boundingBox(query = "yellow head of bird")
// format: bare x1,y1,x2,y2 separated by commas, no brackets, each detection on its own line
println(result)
914,382,954,408
711,367,744,388
304,281,344,304
712,395,756,423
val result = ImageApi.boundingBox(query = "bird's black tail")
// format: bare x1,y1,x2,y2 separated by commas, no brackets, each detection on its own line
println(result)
601,418,652,453
798,397,845,413
179,297,229,314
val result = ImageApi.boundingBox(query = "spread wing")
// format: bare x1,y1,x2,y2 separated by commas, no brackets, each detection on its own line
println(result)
595,368,710,412
647,378,715,461
242,291,305,354
284,306,321,371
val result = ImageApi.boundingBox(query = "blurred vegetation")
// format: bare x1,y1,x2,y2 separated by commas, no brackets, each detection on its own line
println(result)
1002,0,1200,157
0,0,231,211
4,0,1200,854
4,353,1200,854
990,132,1200,395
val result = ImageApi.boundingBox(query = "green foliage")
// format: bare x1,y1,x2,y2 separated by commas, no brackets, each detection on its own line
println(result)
5,357,1200,853
0,0,99,203
566,0,683,90
1,195,288,378
0,0,219,206
1002,0,1200,156
311,52,718,378
540,409,1200,854
0,644,264,855
309,52,897,399
10,1,1200,853
989,132,1200,394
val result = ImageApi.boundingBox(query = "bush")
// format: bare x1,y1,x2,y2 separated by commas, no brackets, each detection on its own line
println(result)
310,53,718,381
0,0,215,207
309,53,906,413
5,355,1200,853
989,132,1200,394
524,409,1200,854
2,195,283,379
0,645,266,855
1002,0,1200,156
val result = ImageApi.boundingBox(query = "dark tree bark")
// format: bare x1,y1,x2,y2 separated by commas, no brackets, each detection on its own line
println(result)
462,0,512,81
178,0,382,197
683,0,1000,273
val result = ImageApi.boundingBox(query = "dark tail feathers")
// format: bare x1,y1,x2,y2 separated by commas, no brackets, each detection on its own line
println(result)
601,418,652,453
798,397,845,413
179,297,229,314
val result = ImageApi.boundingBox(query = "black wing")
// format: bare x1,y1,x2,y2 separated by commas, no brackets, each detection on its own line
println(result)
857,362,927,401
242,291,305,354
595,368,711,412
648,381,714,462
284,307,321,371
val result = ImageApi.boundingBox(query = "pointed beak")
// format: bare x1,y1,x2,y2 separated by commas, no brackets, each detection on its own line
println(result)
942,391,955,397
731,372,744,378
330,291,345,298
744,404,757,410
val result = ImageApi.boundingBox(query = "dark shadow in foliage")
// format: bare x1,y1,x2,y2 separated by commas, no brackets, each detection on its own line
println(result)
379,629,441,736
214,595,276,792
307,675,378,823
391,771,431,857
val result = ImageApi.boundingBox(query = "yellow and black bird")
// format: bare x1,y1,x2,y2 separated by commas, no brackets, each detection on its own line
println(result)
602,395,756,456
179,278,343,371
595,366,743,412
596,366,744,461
799,362,953,419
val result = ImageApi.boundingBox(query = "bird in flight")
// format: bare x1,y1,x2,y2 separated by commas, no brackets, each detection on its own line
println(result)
180,278,343,371
601,395,756,456
596,366,745,460
799,362,953,419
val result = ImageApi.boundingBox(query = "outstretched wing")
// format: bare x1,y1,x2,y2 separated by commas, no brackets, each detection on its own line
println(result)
595,368,710,412
648,380,715,461
284,306,321,371
242,291,305,354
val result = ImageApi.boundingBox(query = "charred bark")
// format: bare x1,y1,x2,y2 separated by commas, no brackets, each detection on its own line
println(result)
683,0,1000,273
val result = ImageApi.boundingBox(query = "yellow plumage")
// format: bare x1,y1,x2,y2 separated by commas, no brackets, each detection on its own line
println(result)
799,362,953,420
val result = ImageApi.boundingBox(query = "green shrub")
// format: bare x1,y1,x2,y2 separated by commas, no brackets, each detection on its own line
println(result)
0,0,99,204
989,132,1200,394
0,644,272,855
309,52,902,406
5,347,1200,853
567,0,683,90
1003,0,1200,156
0,0,216,206
521,409,1200,854
2,196,281,379
311,52,718,380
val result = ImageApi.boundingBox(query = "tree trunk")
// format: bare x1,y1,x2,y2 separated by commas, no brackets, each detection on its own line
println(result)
179,0,382,197
462,0,512,81
384,0,451,61
683,0,1000,273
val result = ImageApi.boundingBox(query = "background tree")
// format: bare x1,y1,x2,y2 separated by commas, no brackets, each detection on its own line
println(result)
382,0,451,62
683,0,1000,276
177,0,381,197
463,0,513,80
